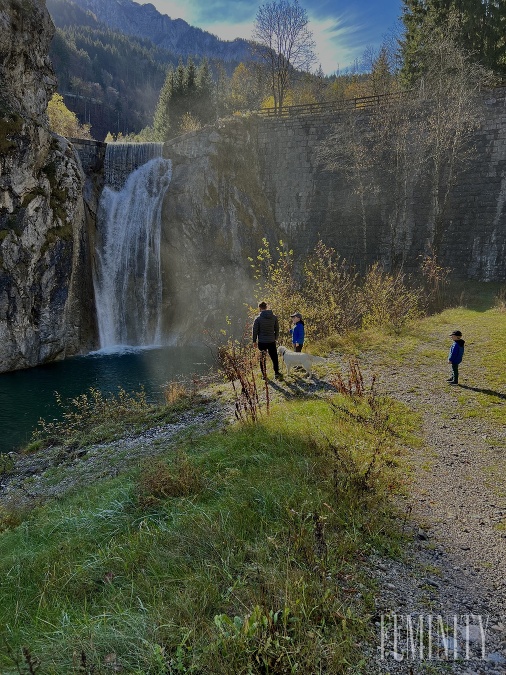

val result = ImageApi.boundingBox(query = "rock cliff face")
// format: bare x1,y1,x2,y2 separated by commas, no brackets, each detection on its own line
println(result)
161,120,281,340
0,0,98,373
160,98,506,341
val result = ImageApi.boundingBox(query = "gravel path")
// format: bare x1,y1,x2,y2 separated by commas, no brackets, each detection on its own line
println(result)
354,338,506,674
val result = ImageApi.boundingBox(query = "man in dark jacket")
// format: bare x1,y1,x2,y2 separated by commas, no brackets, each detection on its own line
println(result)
252,301,283,380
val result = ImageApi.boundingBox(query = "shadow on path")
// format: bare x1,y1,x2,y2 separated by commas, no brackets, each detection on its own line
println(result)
458,384,506,400
267,374,338,399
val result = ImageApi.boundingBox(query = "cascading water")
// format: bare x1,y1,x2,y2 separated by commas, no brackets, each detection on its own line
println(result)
93,143,172,349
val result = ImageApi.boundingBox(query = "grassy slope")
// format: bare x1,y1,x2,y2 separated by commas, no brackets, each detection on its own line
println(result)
0,398,417,673
0,284,504,674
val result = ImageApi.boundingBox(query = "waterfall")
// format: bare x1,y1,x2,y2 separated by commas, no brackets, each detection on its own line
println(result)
93,143,172,349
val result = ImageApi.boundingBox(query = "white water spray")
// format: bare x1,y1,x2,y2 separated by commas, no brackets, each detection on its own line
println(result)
93,144,172,349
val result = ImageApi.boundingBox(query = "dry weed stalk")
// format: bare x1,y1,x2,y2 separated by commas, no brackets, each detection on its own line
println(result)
329,359,372,398
163,381,188,405
218,339,268,422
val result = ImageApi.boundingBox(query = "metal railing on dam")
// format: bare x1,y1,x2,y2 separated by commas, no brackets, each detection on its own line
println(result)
253,90,410,118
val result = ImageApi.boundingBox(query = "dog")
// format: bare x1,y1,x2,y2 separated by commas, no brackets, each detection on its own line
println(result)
277,345,327,378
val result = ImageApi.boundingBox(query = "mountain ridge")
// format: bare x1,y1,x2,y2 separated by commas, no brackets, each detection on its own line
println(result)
51,0,254,62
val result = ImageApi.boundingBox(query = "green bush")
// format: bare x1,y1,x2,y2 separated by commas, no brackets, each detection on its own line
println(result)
359,262,422,333
251,240,425,342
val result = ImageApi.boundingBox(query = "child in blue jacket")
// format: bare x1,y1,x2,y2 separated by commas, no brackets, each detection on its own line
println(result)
290,312,305,352
448,330,465,385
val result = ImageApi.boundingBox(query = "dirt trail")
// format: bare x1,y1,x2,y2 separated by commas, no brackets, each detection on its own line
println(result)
356,334,506,674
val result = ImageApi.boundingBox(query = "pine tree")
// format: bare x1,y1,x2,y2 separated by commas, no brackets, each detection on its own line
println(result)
370,46,393,95
152,66,173,141
400,0,506,83
170,58,190,133
195,58,216,124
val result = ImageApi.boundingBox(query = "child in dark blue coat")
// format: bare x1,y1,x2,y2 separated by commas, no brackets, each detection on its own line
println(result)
448,330,465,385
290,312,305,352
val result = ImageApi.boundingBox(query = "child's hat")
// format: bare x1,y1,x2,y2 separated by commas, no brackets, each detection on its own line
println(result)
290,312,303,319
450,330,462,336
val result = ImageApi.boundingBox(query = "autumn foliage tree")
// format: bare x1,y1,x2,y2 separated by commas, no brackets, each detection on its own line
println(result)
47,93,92,139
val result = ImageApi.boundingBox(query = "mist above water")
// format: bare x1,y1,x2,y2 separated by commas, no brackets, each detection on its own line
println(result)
94,144,172,349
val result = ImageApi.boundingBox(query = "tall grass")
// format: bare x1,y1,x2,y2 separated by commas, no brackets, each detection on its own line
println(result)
0,393,418,674
28,385,200,452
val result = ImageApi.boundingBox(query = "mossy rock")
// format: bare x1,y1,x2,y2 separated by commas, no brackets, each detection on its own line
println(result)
0,212,23,237
42,161,58,186
0,110,23,154
21,188,47,209
40,223,73,258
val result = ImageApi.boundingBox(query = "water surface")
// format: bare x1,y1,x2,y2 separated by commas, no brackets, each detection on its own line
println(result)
0,346,212,453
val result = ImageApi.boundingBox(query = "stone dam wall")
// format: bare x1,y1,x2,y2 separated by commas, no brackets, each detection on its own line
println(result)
50,91,506,351
164,89,506,283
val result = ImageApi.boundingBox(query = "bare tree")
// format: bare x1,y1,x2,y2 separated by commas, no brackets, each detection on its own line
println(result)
253,0,316,113
415,24,490,251
319,19,491,266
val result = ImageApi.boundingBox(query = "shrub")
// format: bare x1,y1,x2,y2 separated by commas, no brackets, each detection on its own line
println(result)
420,251,451,312
301,241,360,338
179,112,202,134
249,238,301,336
163,381,189,405
31,387,152,449
250,240,425,344
217,335,267,421
359,262,422,333
495,285,506,312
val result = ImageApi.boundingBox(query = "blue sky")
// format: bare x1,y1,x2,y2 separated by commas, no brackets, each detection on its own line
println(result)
138,0,404,75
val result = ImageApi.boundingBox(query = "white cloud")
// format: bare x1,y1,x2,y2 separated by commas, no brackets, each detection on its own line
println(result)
309,16,361,75
138,0,367,75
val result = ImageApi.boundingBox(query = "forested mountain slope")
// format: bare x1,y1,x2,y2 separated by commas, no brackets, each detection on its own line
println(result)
46,0,250,139
51,0,252,61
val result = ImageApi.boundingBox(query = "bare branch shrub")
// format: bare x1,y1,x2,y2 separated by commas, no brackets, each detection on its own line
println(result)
495,286,506,312
420,250,451,312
